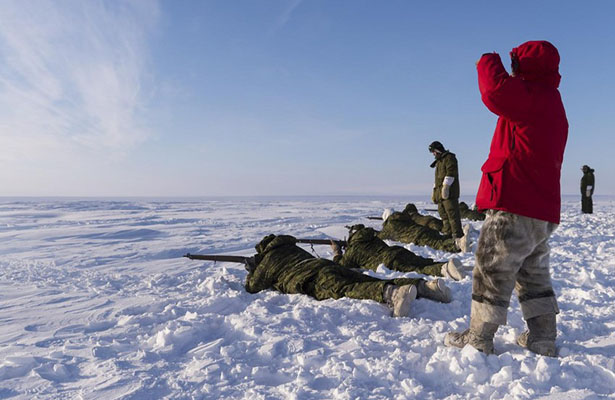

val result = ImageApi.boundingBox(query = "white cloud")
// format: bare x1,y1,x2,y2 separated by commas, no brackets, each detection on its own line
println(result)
270,0,302,35
0,0,159,164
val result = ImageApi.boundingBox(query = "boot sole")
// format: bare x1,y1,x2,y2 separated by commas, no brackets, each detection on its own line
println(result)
392,285,417,317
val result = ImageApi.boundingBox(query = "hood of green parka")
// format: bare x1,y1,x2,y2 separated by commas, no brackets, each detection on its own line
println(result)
255,234,297,254
348,226,377,243
403,203,418,214
386,211,412,223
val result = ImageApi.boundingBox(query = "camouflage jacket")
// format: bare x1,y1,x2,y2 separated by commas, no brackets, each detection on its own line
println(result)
403,203,443,231
334,225,436,272
377,212,425,243
431,151,460,202
245,234,337,294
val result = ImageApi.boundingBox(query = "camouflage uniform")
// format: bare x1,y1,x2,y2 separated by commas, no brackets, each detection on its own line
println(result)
333,224,445,276
471,210,559,325
580,166,595,214
459,201,486,221
431,150,464,238
245,234,422,303
377,212,460,253
403,203,444,231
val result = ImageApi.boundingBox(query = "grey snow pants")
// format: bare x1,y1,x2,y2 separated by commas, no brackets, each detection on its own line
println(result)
471,210,560,325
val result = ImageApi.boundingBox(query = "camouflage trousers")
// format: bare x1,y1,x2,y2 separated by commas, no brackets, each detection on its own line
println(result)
471,210,559,325
388,260,445,277
438,198,464,238
305,265,422,303
384,247,446,276
414,228,459,253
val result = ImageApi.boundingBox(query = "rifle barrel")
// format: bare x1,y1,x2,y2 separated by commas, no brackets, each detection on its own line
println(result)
366,216,383,220
295,238,347,246
184,253,249,263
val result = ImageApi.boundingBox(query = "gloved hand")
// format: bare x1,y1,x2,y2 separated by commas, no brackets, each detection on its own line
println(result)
586,189,592,197
441,184,450,200
330,240,343,257
441,176,454,200
244,257,257,273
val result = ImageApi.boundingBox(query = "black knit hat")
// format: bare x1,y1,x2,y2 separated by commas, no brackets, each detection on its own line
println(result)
428,141,445,153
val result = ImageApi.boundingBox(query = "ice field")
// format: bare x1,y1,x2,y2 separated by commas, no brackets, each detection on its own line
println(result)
1,196,614,399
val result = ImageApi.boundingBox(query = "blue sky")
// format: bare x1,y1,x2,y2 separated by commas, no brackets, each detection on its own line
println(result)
1,0,613,196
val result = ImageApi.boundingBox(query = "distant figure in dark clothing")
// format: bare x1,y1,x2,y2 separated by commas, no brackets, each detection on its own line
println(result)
581,165,595,214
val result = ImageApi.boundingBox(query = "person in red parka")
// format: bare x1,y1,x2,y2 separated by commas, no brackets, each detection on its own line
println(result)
445,41,568,357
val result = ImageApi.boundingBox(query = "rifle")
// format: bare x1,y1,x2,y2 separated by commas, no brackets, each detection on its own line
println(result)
184,253,256,272
295,238,347,247
366,216,383,220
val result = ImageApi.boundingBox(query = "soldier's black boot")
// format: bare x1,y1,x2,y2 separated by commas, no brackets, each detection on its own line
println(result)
445,318,498,354
517,313,557,357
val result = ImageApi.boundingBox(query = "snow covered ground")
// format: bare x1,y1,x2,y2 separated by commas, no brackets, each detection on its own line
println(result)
1,196,614,399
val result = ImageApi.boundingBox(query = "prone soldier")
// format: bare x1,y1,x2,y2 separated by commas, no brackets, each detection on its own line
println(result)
330,224,467,281
189,234,454,318
401,203,444,231
459,201,486,221
378,208,472,253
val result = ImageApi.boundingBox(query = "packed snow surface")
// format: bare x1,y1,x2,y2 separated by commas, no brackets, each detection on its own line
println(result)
1,196,614,399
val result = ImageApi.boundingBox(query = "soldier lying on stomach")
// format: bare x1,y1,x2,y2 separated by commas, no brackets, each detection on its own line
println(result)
331,224,468,281
245,234,453,318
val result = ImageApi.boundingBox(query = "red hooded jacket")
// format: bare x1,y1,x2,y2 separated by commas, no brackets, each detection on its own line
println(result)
475,41,568,223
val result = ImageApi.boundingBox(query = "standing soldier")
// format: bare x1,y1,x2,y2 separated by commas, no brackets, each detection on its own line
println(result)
580,165,595,214
429,141,465,249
